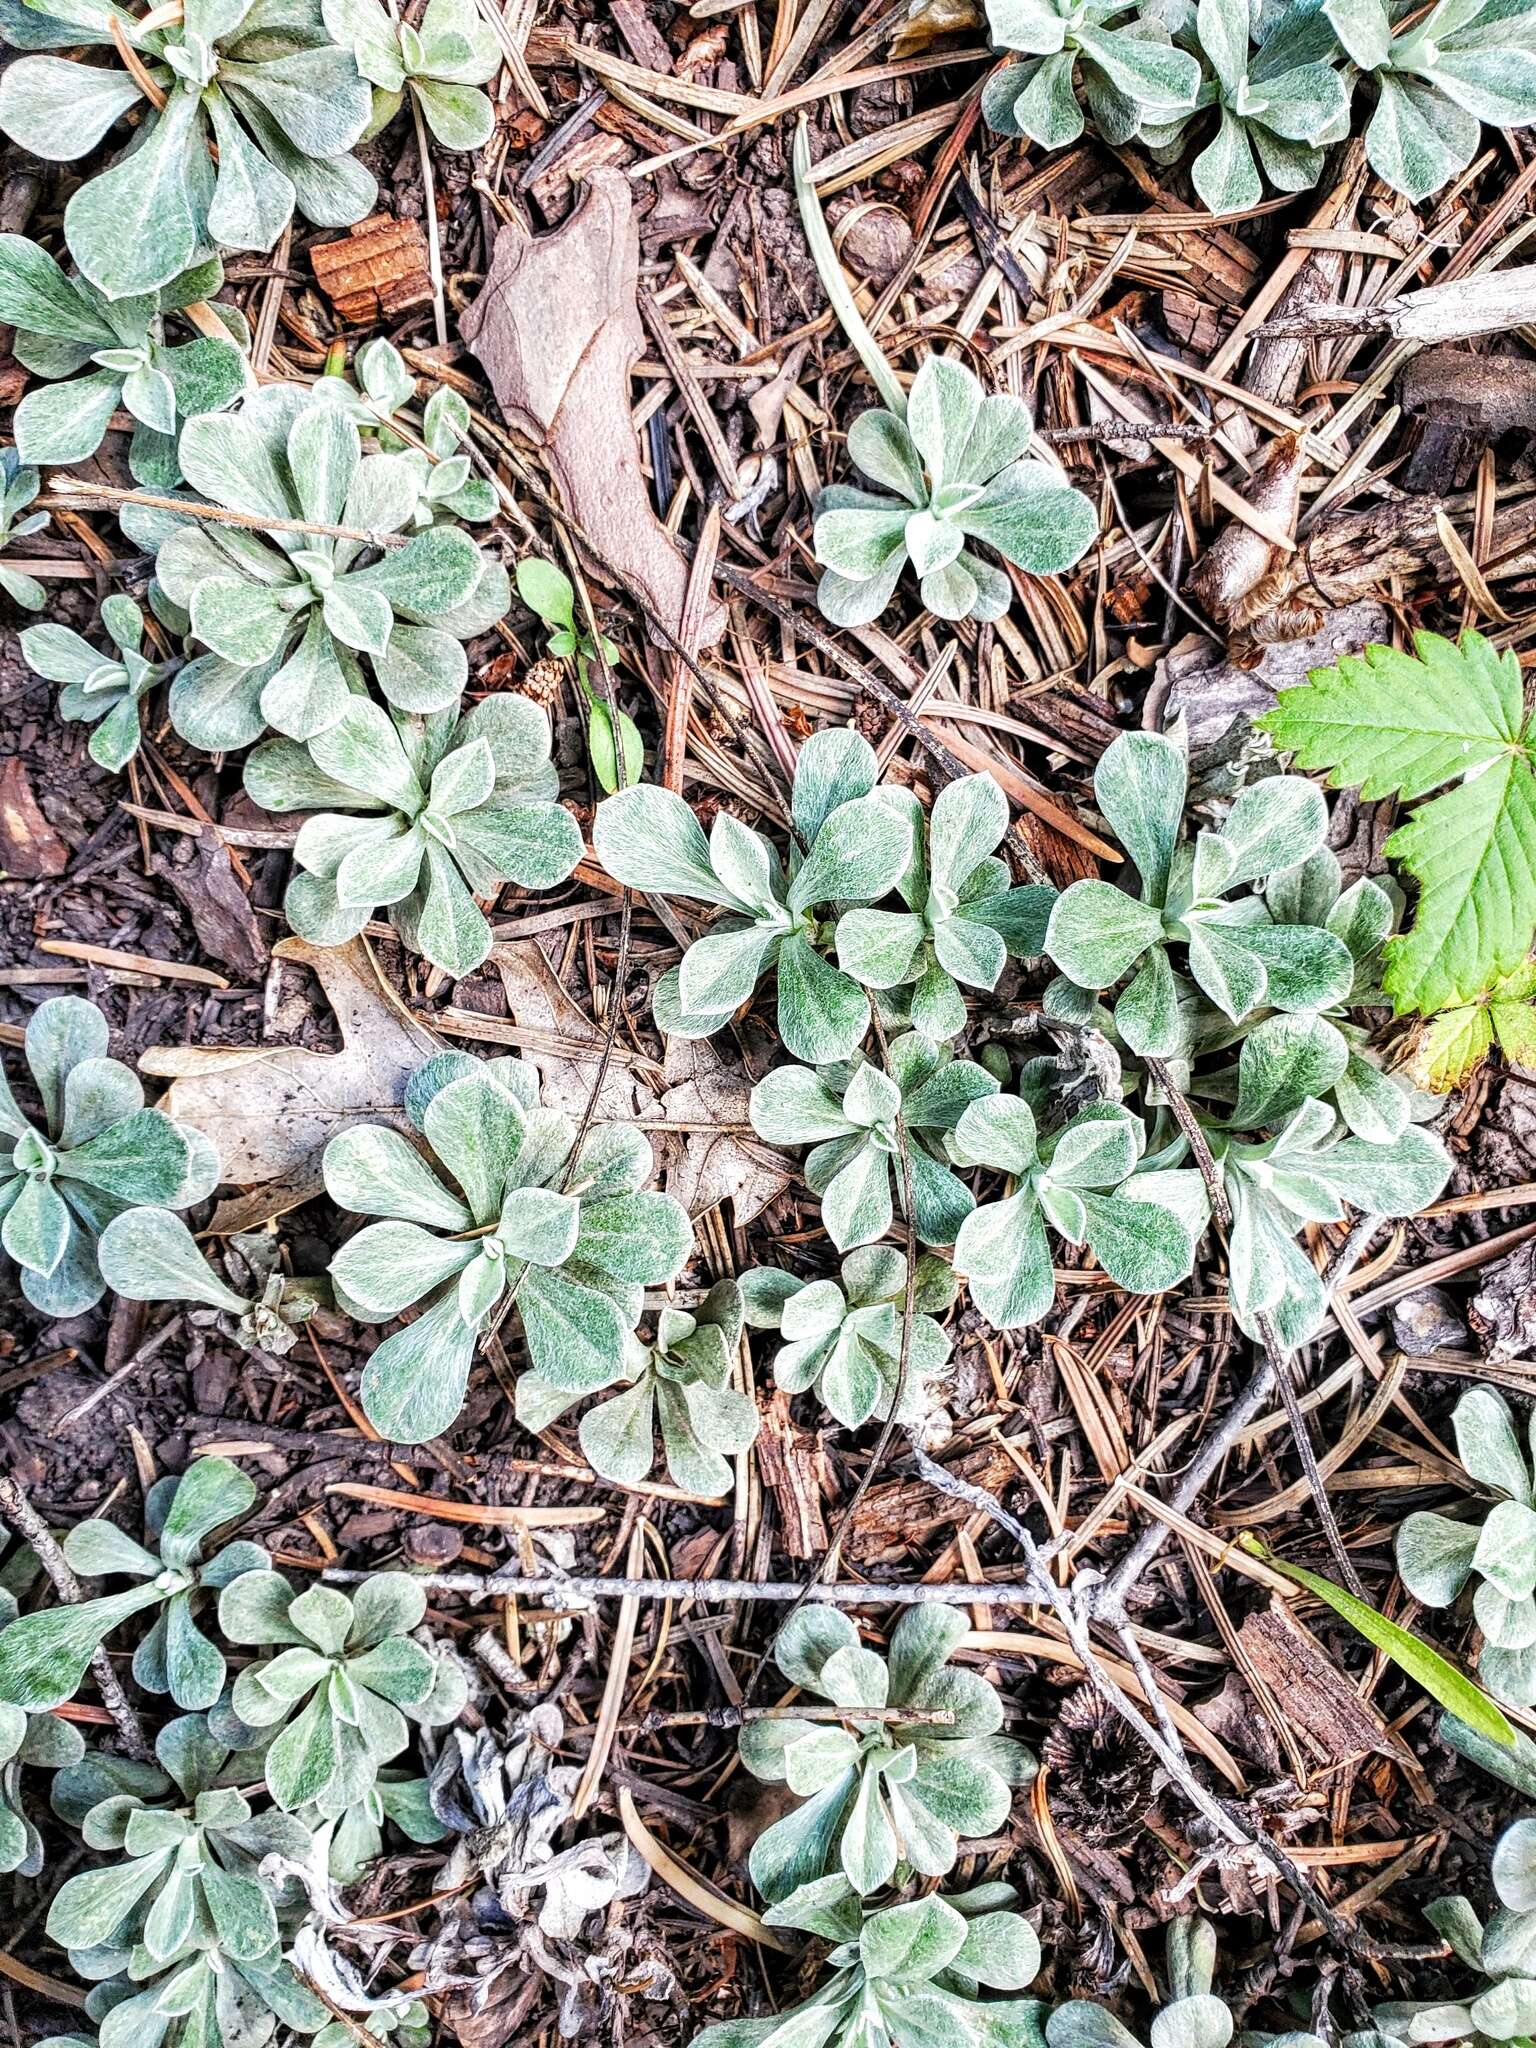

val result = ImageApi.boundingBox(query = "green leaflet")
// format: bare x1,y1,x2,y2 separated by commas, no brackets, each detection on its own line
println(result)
1261,629,1536,1015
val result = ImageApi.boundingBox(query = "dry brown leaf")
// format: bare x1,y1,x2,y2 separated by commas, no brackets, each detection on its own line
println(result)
460,167,726,649
654,1036,793,1226
492,940,662,1122
139,936,437,1226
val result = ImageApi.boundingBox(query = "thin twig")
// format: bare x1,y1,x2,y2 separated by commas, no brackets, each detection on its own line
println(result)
47,480,411,551
0,1477,151,1760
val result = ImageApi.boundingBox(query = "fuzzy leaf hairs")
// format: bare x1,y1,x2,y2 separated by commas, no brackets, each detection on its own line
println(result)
127,383,505,753
97,1209,326,1358
244,695,582,979
749,1034,998,1252
0,997,218,1316
517,1280,758,1497
0,449,49,610
0,1459,267,1714
593,729,913,1064
836,772,1055,1040
0,239,249,486
981,0,1202,149
0,1589,84,1876
1045,726,1354,1058
812,354,1097,626
217,1573,465,1815
740,1248,956,1431
323,0,500,149
950,1091,1206,1331
1397,1385,1536,1709
22,596,176,772
0,0,376,303
740,1604,1034,1906
1375,1816,1536,2048
323,1054,694,1442
693,1882,1045,2048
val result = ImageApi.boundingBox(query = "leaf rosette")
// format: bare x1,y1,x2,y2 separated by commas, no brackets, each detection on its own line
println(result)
1045,727,1355,1056
812,354,1098,626
1325,0,1536,201
244,693,582,978
1376,1815,1536,2048
0,1457,267,1714
950,1090,1206,1331
46,1714,310,1976
740,1247,957,1432
84,1939,326,2048
1048,1917,1235,2048
323,1053,695,1443
593,730,915,1065
218,1573,466,1815
749,1032,998,1252
127,383,507,751
22,596,176,773
739,1604,1034,1906
834,772,1055,1040
981,0,1202,147
694,1881,1045,2048
0,238,249,486
322,0,500,149
0,996,219,1316
0,0,377,302
517,1279,758,1498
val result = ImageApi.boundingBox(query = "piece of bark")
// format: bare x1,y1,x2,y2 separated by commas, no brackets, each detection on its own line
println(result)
460,169,727,649
1471,1238,1536,1363
1237,1600,1392,1766
846,1443,1019,1564
311,214,434,324
754,1391,828,1559
0,755,68,877
1261,261,1536,344
1215,255,1343,459
155,822,267,980
1399,347,1536,491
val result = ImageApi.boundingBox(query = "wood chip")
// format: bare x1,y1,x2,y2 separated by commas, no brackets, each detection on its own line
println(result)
0,755,69,878
311,214,435,324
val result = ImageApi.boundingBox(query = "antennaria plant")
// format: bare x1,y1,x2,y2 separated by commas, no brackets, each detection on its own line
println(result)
1048,1917,1233,2048
317,337,496,524
749,1034,998,1252
0,997,219,1316
1397,1385,1536,1710
1375,1816,1536,2046
0,238,248,486
243,694,582,978
0,449,48,611
0,1591,84,1876
740,1247,956,1432
218,1573,466,1814
323,1053,694,1442
21,597,175,772
46,1714,311,1975
86,1942,326,2048
98,1209,326,1358
694,1882,1045,2048
835,772,1055,1040
813,353,1097,626
1147,0,1349,211
1045,728,1353,1057
981,0,1202,148
0,0,377,301
950,1092,1205,1331
1324,0,1536,203
128,383,506,751
593,729,914,1064
740,1604,1033,1906
517,1278,758,1497
0,1458,267,1713
322,0,501,149
1207,1066,1451,1349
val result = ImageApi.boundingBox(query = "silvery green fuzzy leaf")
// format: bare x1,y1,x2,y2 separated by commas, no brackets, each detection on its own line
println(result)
754,1034,996,1253
595,757,908,1061
250,694,580,977
983,0,1200,148
745,1605,1032,1905
0,996,219,1315
740,1248,955,1432
325,1057,692,1443
813,351,1096,626
23,595,173,770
